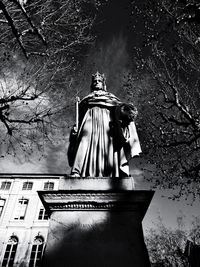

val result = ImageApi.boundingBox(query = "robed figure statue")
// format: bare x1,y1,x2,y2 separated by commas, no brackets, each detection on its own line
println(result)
68,72,141,177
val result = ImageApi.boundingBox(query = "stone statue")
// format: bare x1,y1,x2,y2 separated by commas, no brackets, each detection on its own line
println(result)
68,72,141,177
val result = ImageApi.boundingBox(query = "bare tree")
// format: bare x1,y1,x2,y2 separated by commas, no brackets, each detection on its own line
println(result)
131,0,200,198
0,0,97,157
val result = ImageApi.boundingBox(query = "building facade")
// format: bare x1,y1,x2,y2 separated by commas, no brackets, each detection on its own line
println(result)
0,174,62,267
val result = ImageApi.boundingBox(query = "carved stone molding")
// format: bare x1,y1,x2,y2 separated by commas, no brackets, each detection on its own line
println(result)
38,190,154,214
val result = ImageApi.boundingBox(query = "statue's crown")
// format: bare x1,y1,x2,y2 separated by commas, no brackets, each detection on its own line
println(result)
92,71,105,82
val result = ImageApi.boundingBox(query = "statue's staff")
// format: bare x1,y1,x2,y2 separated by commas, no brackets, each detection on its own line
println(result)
67,96,80,167
75,96,80,132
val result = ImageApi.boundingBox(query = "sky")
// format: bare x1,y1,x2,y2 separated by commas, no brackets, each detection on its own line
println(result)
130,159,199,232
0,0,199,233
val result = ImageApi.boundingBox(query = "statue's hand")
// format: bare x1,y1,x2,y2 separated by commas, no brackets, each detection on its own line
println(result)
72,125,78,134
117,103,138,126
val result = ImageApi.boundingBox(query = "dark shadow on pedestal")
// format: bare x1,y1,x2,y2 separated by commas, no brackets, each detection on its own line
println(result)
38,177,154,267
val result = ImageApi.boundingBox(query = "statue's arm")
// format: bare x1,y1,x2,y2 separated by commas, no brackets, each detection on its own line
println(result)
114,104,141,157
114,103,137,143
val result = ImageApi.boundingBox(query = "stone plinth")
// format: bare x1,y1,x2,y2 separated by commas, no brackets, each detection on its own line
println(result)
38,177,154,267
58,176,135,190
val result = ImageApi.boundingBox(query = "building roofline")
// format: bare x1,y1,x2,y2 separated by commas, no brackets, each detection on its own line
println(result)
0,173,65,179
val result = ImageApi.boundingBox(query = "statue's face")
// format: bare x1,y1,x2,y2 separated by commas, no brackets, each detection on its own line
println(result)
93,78,104,90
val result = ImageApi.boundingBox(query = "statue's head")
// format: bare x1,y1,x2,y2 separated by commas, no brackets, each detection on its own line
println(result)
91,71,107,91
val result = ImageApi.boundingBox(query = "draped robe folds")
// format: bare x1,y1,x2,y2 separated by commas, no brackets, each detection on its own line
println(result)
68,90,142,177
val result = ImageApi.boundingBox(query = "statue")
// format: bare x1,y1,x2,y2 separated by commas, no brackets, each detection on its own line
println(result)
68,72,141,177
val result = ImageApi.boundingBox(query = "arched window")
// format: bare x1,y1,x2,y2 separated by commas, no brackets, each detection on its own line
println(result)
2,236,18,267
29,236,44,267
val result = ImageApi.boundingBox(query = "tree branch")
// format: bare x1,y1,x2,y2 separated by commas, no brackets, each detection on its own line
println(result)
11,0,47,45
0,0,28,57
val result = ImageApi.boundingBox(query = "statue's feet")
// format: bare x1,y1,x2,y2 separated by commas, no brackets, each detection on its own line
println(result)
71,172,80,177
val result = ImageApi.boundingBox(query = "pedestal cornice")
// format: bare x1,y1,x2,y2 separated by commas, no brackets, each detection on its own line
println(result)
38,189,154,219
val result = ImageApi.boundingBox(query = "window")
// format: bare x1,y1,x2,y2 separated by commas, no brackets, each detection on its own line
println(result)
1,182,11,190
2,236,18,267
29,236,44,267
44,182,54,190
38,207,48,220
0,199,5,217
14,198,28,220
22,182,33,190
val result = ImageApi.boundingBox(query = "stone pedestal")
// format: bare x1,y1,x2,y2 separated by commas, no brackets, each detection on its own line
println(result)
38,177,154,267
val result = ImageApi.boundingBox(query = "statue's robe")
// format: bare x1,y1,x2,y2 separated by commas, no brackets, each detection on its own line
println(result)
68,90,141,177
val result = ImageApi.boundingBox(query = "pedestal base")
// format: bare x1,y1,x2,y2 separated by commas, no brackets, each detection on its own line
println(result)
38,177,154,267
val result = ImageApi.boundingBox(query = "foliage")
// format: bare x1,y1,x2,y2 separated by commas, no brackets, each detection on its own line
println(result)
145,215,200,266
131,0,200,197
